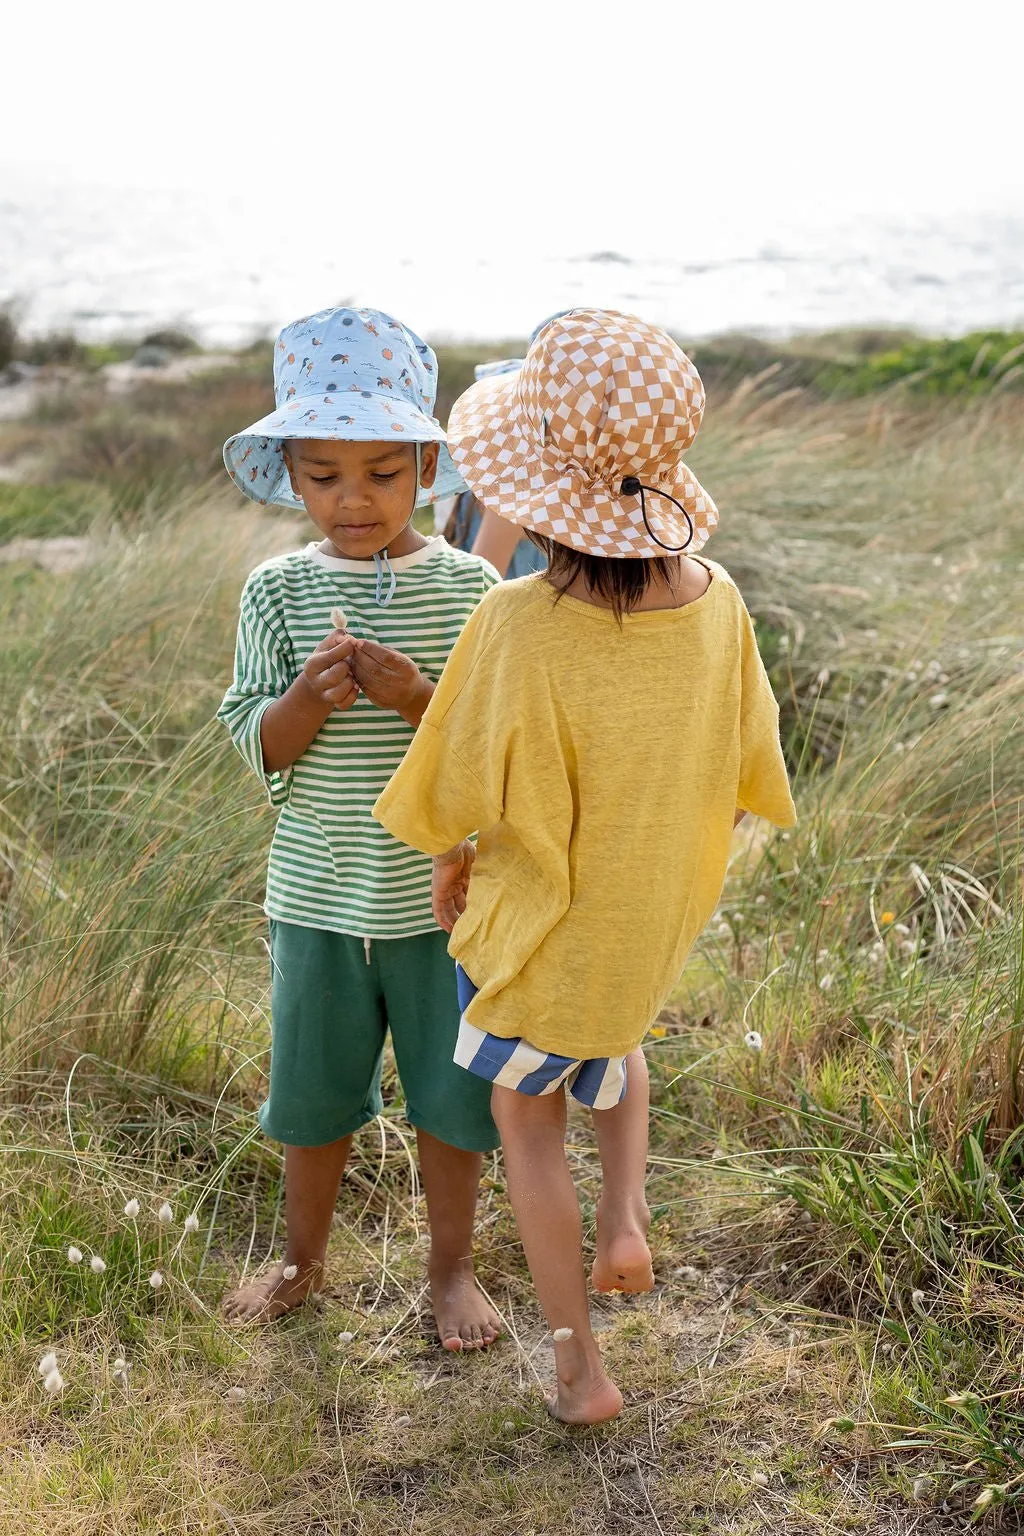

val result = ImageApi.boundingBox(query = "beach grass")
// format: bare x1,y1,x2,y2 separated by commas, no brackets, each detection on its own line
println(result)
0,362,1022,1531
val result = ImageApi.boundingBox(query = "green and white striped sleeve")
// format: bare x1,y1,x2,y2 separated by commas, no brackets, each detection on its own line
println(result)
217,576,297,808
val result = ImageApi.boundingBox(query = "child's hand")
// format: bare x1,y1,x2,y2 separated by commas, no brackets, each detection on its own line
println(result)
432,841,476,933
302,630,359,711
351,639,434,726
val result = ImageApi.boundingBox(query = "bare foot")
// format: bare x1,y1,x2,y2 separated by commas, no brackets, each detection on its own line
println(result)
429,1259,502,1352
592,1203,654,1294
222,1260,319,1322
547,1337,624,1424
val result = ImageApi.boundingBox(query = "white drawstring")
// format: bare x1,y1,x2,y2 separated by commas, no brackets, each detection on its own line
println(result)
371,443,420,608
363,936,372,966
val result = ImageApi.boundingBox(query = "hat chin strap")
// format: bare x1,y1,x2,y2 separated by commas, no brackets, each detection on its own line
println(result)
371,443,422,608
620,476,695,554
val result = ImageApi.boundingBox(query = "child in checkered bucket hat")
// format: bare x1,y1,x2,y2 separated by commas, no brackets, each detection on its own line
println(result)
375,308,796,1423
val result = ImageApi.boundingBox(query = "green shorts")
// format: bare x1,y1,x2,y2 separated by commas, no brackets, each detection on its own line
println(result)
260,920,499,1153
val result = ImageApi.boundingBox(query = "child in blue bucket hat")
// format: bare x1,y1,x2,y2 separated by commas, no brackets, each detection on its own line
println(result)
217,307,503,1348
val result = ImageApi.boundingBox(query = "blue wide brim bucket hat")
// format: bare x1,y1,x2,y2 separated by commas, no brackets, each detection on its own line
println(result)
223,306,465,509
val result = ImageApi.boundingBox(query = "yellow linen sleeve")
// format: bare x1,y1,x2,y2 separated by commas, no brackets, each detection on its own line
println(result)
736,609,798,827
373,595,507,854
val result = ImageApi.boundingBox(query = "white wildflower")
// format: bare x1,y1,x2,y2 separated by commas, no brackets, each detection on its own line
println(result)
932,555,943,567
552,1327,574,1342
149,1270,164,1290
330,606,347,631
183,1213,200,1234
113,1357,128,1374
282,1264,298,1280
744,1030,763,1052
502,1420,515,1432
394,1414,412,1427
37,1351,58,1377
67,1246,83,1264
910,1288,927,1315
752,1471,769,1488
43,1368,65,1394
929,692,948,709
225,1386,246,1402
714,922,730,938
815,668,830,687
901,940,917,957
755,894,767,906
816,948,829,962
157,1202,173,1225
123,1198,140,1219
974,1487,997,1509
337,1331,355,1344
90,1255,107,1274
818,973,835,992
894,922,911,935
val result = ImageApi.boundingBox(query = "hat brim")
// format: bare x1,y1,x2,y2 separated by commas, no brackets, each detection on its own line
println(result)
224,391,464,508
447,372,719,559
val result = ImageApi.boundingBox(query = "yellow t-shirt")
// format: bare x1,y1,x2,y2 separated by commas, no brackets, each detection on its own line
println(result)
374,560,796,1058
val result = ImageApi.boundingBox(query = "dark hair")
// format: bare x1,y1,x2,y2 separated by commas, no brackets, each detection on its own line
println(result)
525,531,680,620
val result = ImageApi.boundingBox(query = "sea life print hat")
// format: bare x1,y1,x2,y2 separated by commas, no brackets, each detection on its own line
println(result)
223,306,466,509
447,309,718,559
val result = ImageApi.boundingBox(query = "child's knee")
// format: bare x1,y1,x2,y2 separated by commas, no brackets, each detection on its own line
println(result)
491,1083,563,1138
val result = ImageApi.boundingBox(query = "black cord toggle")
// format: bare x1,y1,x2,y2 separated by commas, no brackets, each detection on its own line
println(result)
620,476,694,553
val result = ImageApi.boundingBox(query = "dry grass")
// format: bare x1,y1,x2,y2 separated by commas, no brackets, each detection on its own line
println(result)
0,372,1021,1531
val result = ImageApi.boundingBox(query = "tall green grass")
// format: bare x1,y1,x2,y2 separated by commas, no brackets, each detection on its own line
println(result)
1,383,1022,1529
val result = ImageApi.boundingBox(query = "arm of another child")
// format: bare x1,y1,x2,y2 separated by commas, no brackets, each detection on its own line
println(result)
469,507,525,578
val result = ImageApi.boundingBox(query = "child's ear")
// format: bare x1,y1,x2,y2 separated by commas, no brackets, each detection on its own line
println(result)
419,442,440,489
282,445,301,499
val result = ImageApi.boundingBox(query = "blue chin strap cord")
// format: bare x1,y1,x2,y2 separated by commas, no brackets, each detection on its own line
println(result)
372,443,421,608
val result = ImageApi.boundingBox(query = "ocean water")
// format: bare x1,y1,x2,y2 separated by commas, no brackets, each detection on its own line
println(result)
2,178,1022,346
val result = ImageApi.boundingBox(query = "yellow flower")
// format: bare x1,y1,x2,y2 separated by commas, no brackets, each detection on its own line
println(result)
650,1026,667,1039
880,911,896,925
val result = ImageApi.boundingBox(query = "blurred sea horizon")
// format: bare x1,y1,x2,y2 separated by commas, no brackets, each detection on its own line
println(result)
2,174,1023,347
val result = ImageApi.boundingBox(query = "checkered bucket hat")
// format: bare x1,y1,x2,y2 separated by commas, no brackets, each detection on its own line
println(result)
223,306,465,509
447,309,718,558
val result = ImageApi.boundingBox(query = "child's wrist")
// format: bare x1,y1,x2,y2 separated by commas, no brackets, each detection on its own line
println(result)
400,675,435,727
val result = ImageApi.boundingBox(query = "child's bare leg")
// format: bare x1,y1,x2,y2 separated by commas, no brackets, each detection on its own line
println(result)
223,1135,352,1321
591,1049,654,1294
417,1129,501,1351
492,1084,623,1425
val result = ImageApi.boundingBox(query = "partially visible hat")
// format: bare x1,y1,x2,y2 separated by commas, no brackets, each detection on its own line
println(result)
223,306,465,508
447,309,718,559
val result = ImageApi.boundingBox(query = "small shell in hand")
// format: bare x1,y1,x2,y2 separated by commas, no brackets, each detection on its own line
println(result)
330,607,348,632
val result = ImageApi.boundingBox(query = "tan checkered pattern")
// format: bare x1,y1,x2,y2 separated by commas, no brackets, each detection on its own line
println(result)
448,309,719,559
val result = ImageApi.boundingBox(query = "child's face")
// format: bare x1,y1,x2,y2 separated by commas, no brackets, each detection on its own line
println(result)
283,439,438,559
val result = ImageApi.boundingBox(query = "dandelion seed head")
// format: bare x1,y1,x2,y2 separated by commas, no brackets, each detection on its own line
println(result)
43,1368,65,1394
113,1358,127,1374
183,1213,200,1234
394,1413,412,1427
90,1255,107,1274
818,973,834,992
744,1030,763,1052
337,1331,355,1343
894,922,911,936
911,1288,926,1312
755,893,767,906
149,1270,164,1290
123,1198,140,1219
37,1352,58,1377
752,1471,769,1487
330,606,347,631
67,1246,83,1264
157,1202,173,1225
552,1327,574,1342
282,1264,298,1280
225,1386,246,1402
901,940,917,957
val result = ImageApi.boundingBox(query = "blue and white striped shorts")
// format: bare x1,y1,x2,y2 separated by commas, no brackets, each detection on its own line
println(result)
453,967,627,1111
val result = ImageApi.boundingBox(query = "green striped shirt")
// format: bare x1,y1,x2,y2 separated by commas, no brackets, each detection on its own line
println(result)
218,538,499,938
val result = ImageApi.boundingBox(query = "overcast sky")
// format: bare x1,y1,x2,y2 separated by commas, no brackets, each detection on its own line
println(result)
3,0,1022,257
